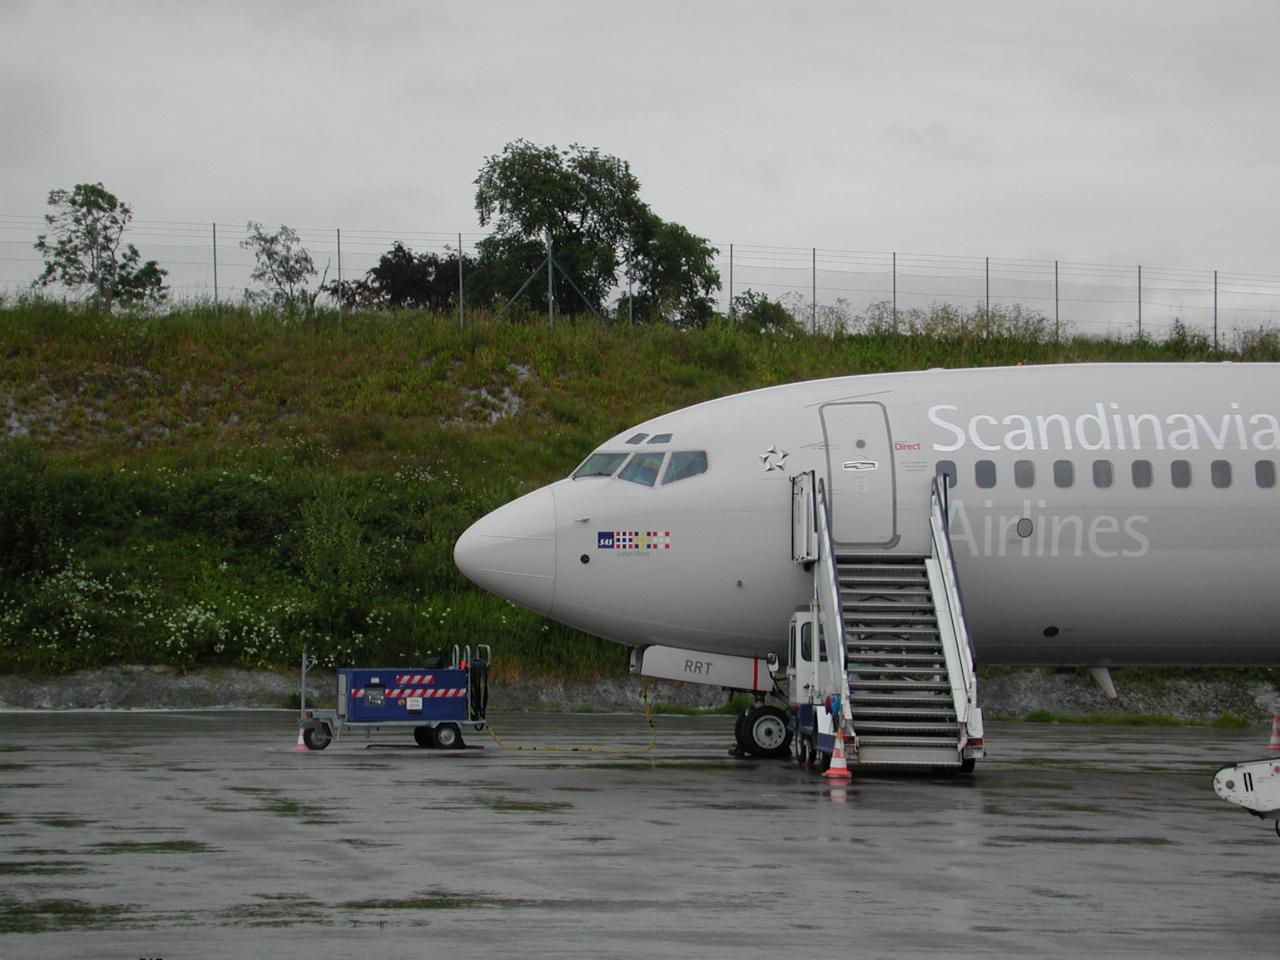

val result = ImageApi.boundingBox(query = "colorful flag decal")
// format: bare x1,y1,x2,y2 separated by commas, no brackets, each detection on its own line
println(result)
598,530,671,551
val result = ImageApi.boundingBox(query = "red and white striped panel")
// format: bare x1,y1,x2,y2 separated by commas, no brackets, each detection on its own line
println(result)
395,674,437,685
389,688,466,699
352,688,466,699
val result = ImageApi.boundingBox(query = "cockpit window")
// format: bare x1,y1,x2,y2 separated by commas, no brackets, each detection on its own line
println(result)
662,451,708,484
617,452,665,487
626,433,648,445
572,452,627,479
647,433,673,444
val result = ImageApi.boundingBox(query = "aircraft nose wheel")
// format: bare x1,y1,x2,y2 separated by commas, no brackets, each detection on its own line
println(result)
735,705,793,759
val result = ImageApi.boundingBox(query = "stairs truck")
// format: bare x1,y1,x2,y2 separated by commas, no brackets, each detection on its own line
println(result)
634,472,984,771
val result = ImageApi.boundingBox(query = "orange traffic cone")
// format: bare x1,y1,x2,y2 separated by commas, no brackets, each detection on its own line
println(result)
294,729,307,751
824,727,853,780
1268,708,1280,753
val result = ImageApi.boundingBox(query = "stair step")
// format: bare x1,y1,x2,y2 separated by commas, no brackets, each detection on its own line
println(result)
852,691,955,704
855,735,958,749
854,744,964,767
850,679,951,691
844,611,937,622
849,652,946,664
853,721,959,735
847,626,940,636
844,604,936,611
848,640,944,652
852,706,957,721
841,583,929,594
850,666,948,678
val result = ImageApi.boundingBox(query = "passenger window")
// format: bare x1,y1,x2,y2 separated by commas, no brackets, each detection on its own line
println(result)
626,433,648,445
647,433,673,445
663,450,708,484
1014,460,1034,488
1092,460,1113,488
975,460,996,489
1211,460,1231,488
1132,459,1153,488
1171,460,1191,489
618,452,665,487
572,452,627,479
936,460,957,489
800,622,812,662
1257,460,1276,488
1054,460,1074,488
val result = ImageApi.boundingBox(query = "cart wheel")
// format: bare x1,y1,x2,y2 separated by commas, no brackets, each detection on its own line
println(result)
413,726,434,748
302,725,331,751
433,723,464,750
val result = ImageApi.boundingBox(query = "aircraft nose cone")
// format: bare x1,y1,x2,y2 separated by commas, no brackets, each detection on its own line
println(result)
454,486,557,615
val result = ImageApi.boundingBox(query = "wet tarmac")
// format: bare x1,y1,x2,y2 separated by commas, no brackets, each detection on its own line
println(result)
1,711,1277,959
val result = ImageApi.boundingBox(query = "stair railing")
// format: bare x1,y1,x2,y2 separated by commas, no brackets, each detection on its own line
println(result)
814,477,852,726
929,474,978,727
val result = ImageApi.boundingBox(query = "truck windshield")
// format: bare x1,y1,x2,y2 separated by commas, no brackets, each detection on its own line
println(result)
573,452,627,479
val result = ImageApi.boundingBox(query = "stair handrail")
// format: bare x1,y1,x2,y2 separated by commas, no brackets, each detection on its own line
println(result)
814,477,852,724
929,474,978,722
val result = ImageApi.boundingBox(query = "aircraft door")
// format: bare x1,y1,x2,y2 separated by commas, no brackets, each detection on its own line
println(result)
819,401,898,548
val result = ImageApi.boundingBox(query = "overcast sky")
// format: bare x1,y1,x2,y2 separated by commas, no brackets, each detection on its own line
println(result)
2,0,1278,275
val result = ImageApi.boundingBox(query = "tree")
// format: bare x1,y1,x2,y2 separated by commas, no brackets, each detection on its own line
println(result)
473,140,719,321
241,222,329,316
729,290,799,334
33,182,168,310
625,212,720,327
327,242,475,311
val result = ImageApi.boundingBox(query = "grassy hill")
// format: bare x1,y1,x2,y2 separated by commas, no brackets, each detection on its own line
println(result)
0,299,1264,680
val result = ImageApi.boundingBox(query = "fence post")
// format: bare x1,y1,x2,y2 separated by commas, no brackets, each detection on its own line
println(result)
1054,259,1059,343
892,251,897,333
212,222,219,318
1137,264,1143,339
627,260,633,325
1213,269,1218,353
728,243,734,318
812,247,817,334
546,231,554,326
458,233,465,329
336,228,343,323
985,256,990,324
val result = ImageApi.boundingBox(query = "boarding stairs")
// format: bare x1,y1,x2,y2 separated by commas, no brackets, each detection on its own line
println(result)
793,473,983,769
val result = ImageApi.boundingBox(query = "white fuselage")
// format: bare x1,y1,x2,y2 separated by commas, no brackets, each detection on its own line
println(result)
454,363,1280,666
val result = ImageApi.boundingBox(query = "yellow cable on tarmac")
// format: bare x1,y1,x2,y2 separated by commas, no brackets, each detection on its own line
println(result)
482,678,658,755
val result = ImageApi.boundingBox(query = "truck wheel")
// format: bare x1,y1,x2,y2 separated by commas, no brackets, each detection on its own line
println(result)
433,723,464,750
741,705,792,759
302,725,331,751
413,726,434,748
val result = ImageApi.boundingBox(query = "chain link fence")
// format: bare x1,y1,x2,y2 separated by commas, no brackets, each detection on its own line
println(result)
5,213,1280,345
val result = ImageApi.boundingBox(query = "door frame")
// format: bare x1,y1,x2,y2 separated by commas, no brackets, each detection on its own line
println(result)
819,401,899,549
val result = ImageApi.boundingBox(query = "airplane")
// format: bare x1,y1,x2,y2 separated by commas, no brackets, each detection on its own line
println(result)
454,362,1280,769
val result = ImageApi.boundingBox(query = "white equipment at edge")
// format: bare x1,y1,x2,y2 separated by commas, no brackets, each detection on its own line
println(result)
1213,758,1280,836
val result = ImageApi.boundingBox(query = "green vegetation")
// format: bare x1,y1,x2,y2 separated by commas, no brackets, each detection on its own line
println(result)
1017,709,1258,727
2,297,1278,680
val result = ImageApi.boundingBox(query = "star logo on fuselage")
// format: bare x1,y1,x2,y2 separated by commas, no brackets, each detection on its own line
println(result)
760,445,789,472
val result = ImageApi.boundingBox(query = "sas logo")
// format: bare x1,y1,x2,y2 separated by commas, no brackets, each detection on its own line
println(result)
598,531,671,551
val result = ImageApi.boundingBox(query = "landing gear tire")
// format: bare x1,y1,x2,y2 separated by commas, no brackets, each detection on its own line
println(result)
302,725,331,751
433,723,464,750
413,726,434,748
737,705,793,759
